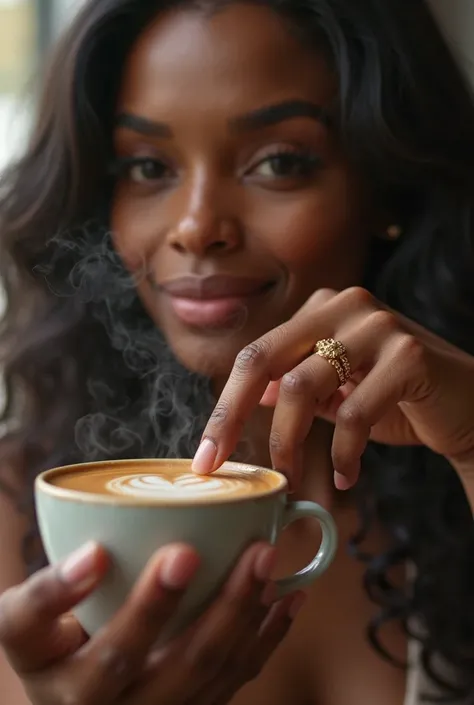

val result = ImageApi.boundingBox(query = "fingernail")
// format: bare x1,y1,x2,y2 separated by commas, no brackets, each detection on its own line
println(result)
59,541,100,592
334,471,352,491
274,469,294,494
289,593,306,620
192,438,217,475
261,582,277,607
160,548,199,590
254,546,277,582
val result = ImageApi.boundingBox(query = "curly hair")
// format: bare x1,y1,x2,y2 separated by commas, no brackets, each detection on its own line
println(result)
1,0,474,699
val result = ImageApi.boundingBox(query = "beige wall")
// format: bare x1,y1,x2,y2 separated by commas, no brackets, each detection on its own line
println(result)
0,1,35,93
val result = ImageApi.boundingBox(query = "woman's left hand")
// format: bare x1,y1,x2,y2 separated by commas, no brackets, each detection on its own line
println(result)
193,287,474,491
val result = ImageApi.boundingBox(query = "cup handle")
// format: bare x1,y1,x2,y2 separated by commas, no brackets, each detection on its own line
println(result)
274,501,338,598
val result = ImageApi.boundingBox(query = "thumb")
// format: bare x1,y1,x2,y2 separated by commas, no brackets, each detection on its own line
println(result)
0,542,108,673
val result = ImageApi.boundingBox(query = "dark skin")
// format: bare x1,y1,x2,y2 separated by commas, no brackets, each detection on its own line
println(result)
112,6,406,704
111,5,372,380
3,4,474,705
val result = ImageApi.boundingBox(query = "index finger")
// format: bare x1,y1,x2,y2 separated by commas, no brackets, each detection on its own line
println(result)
192,329,318,476
192,334,295,475
192,290,340,476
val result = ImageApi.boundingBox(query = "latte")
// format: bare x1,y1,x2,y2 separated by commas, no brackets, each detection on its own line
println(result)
50,460,283,503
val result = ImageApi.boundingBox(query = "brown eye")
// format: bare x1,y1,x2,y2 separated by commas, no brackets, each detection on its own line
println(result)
251,151,321,179
129,159,169,183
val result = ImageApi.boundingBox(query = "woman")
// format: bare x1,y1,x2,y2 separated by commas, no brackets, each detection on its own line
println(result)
1,0,474,702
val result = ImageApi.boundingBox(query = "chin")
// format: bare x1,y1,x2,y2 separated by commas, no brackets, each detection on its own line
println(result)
170,336,241,378
153,302,286,379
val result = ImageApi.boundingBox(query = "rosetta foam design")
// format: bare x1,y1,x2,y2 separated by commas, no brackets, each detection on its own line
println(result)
106,472,250,498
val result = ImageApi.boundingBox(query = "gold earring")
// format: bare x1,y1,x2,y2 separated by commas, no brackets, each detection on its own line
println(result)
385,224,403,240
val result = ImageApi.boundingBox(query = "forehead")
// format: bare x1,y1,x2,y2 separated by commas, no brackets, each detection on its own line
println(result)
117,4,336,116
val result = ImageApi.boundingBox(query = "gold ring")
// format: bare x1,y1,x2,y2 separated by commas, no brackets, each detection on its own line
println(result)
314,338,352,387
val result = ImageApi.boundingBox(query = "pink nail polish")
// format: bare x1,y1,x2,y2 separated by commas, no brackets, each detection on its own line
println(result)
192,438,217,475
59,541,99,592
160,549,200,590
334,471,352,491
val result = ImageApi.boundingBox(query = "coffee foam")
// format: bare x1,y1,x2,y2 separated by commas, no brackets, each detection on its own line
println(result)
48,462,284,503
107,472,250,499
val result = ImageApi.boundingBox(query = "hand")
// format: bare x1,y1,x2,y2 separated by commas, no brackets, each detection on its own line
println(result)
193,287,474,491
0,541,303,705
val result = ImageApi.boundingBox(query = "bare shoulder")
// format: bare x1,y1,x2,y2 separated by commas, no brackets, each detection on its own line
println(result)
0,490,32,704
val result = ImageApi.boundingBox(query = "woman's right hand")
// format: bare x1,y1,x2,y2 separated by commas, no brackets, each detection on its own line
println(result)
0,541,303,705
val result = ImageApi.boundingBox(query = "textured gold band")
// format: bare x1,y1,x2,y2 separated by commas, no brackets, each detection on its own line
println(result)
314,338,352,387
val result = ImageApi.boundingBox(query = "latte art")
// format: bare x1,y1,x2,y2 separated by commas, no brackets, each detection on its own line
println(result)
107,472,250,498
50,460,284,503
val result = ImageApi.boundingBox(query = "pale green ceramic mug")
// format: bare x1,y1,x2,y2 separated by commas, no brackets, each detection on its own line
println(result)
35,459,338,644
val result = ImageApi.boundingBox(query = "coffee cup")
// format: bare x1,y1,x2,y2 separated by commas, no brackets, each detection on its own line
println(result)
35,459,337,644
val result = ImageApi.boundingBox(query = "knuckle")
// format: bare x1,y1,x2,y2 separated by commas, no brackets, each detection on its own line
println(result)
343,286,374,308
26,571,58,617
210,400,232,426
50,679,87,705
58,691,85,705
336,401,364,430
307,287,337,306
367,309,398,335
269,430,284,455
397,334,425,365
234,340,270,376
95,644,130,680
280,370,308,397
269,430,295,466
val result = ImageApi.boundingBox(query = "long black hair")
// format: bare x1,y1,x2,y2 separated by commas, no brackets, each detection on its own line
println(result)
1,0,474,699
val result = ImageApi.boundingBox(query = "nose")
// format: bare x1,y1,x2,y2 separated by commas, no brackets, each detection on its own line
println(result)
167,184,242,257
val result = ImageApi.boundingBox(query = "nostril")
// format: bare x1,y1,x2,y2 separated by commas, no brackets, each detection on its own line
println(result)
209,240,228,252
172,242,186,254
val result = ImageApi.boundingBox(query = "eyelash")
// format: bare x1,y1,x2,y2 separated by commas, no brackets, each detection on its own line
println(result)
110,147,322,185
247,147,322,179
110,156,172,183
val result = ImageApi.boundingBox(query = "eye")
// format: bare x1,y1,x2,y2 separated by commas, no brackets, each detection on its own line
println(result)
129,158,170,183
250,150,321,179
112,157,172,184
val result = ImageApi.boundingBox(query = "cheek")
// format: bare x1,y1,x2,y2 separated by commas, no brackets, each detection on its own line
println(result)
255,171,371,290
110,189,165,272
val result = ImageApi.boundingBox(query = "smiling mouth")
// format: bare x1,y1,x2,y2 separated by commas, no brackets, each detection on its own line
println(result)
158,276,276,329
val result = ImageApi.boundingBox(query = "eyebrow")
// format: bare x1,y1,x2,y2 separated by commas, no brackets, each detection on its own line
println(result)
115,99,331,139
230,100,332,131
115,113,173,138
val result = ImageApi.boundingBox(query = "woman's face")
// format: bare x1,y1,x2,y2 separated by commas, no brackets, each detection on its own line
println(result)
111,3,373,377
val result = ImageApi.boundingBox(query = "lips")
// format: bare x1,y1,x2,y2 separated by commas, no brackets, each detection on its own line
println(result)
158,275,275,328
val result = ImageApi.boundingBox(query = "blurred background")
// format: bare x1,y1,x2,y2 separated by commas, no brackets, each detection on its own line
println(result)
0,0,77,170
0,0,473,171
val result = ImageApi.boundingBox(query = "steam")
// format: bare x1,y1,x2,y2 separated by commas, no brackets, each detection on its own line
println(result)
39,221,216,462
